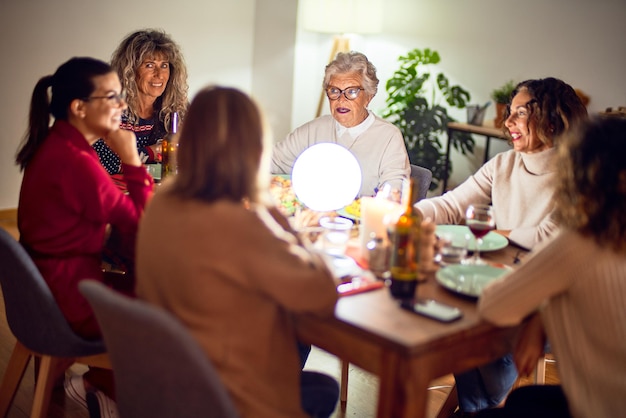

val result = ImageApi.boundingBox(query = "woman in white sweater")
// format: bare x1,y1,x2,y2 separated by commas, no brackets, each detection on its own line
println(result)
271,51,410,197
476,117,626,418
428,78,588,417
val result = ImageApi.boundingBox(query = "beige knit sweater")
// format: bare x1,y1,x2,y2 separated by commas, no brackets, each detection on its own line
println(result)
479,230,626,418
136,186,338,418
416,148,558,249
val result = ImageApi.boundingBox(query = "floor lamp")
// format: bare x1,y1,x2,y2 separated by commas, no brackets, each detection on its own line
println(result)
315,35,351,117
298,0,383,118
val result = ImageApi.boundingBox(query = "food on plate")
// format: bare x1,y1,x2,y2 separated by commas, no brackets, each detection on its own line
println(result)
270,175,301,216
343,198,361,218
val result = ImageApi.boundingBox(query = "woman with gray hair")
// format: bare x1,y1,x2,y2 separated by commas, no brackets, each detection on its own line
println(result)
94,28,189,175
271,51,410,197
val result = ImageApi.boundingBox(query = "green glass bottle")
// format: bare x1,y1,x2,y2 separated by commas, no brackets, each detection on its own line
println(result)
388,179,422,300
161,112,178,180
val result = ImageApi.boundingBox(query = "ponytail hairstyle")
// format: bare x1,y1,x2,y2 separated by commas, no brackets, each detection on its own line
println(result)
15,57,113,170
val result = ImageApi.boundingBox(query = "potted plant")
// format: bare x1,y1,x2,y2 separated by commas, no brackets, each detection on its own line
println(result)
381,48,474,191
490,80,517,128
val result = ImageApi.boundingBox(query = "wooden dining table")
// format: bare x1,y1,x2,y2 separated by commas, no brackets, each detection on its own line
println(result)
295,243,527,418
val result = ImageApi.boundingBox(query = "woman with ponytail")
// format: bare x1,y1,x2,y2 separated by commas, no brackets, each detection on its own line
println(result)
16,56,153,418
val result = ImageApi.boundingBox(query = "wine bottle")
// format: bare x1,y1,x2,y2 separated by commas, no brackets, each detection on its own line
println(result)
161,112,178,179
388,179,422,300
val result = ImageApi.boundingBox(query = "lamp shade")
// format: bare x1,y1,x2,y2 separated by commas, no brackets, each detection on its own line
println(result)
299,0,383,35
291,143,362,212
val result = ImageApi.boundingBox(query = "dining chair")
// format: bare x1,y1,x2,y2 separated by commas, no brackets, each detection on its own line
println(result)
435,354,548,418
0,227,110,418
410,164,433,203
79,280,240,418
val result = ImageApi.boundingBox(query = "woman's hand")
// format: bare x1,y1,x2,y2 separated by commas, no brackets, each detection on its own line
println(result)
513,313,546,377
104,129,141,167
148,142,162,162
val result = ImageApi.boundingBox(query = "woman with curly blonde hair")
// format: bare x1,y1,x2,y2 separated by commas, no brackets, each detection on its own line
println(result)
94,28,189,175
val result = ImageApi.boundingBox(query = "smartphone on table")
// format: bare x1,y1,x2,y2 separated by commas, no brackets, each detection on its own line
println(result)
400,299,463,323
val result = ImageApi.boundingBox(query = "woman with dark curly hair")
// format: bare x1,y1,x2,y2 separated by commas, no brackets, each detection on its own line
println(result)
94,28,189,175
476,117,626,418
417,78,588,417
417,77,588,251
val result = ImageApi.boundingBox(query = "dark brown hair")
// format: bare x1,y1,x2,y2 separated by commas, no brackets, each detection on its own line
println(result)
555,117,626,252
503,77,588,147
15,57,113,170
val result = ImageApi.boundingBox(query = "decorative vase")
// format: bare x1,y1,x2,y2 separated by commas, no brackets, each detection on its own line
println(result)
494,103,507,128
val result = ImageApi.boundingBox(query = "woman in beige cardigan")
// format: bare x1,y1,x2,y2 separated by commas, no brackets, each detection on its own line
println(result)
136,86,339,418
476,117,626,417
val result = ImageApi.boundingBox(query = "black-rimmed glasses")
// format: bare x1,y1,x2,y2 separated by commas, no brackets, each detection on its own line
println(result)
83,91,127,105
326,86,363,101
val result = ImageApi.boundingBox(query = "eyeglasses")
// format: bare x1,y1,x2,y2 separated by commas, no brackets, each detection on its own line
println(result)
326,86,363,101
83,91,127,105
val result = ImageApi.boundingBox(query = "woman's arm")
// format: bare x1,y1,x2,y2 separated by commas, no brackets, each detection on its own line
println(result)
478,231,578,326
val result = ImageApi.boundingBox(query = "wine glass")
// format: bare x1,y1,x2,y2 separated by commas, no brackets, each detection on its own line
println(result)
465,204,495,265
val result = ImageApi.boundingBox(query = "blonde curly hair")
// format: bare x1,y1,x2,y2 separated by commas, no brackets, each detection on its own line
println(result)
111,28,188,131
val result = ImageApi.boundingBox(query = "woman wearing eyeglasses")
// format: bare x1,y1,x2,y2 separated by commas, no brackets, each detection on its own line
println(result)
93,28,189,175
271,51,410,197
16,57,153,418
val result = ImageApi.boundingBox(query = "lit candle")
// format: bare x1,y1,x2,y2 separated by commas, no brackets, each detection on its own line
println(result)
359,197,403,259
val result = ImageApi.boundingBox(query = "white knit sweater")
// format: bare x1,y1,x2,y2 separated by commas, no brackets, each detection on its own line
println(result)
271,113,410,197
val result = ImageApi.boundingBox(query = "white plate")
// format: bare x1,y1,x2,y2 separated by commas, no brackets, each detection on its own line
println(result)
436,225,508,252
436,264,510,298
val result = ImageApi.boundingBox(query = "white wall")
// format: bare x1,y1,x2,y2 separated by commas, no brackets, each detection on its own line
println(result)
293,0,626,191
1,0,625,209
0,0,296,209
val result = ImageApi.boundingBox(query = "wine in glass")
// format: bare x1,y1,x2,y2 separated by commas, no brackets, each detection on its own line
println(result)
465,204,495,265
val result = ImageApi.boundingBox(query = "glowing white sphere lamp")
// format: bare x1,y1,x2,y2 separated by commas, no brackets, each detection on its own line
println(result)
291,143,362,211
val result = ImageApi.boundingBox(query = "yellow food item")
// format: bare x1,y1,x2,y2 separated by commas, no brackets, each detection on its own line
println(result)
343,198,361,218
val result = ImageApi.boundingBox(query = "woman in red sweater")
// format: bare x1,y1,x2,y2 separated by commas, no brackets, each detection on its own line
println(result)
16,56,153,418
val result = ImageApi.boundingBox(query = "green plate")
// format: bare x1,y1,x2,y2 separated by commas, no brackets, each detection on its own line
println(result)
436,225,508,252
436,264,509,298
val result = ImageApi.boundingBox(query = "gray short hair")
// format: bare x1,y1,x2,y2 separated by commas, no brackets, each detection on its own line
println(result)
323,51,378,96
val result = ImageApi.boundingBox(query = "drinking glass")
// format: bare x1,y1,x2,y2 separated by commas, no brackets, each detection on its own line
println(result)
465,204,495,265
436,231,470,265
319,216,353,256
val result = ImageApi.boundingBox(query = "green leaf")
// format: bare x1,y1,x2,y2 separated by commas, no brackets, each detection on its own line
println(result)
381,48,474,191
